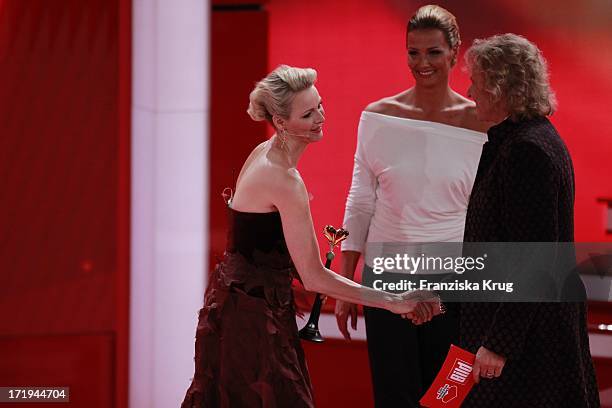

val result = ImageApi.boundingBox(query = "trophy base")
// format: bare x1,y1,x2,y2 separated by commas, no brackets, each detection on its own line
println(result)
298,326,324,343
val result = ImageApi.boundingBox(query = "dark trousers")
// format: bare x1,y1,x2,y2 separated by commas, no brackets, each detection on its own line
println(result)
363,272,459,408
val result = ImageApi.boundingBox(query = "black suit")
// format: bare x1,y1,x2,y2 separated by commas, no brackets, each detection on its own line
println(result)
460,116,600,407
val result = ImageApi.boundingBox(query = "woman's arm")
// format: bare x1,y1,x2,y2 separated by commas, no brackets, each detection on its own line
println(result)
274,169,437,317
336,113,380,337
340,114,377,254
335,250,361,340
339,251,361,279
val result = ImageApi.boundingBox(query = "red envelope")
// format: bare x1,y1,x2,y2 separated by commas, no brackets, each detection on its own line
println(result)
420,344,476,408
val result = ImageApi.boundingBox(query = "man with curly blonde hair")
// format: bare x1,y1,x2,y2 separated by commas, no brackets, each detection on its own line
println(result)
460,33,599,407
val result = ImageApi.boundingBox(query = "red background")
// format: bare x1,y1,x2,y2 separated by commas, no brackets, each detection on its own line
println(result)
266,0,612,245
0,0,130,406
221,1,612,406
0,0,610,406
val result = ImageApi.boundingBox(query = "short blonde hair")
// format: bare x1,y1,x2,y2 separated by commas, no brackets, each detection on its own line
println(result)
465,33,557,120
247,65,317,124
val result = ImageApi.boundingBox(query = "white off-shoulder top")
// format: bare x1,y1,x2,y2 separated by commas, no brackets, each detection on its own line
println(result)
341,111,487,268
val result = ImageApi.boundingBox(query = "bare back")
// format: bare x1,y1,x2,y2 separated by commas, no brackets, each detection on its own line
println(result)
230,140,305,213
228,137,328,289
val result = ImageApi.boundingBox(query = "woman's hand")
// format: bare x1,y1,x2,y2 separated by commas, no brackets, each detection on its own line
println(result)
335,300,358,341
391,290,442,324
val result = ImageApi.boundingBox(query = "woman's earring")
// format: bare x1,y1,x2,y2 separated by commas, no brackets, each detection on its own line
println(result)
278,128,288,149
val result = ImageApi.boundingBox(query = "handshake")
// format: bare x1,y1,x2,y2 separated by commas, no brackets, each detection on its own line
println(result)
335,290,444,341
392,290,445,324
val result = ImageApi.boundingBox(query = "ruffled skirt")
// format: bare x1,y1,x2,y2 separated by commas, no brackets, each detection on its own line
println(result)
181,252,315,408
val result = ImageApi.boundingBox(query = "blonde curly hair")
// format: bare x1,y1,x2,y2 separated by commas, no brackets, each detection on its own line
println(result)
247,65,317,124
465,33,557,120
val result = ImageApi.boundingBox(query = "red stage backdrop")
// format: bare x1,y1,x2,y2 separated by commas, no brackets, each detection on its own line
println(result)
262,0,612,406
0,0,130,406
267,0,612,246
209,4,269,266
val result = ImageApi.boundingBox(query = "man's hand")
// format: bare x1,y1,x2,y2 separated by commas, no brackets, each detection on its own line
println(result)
335,300,358,340
472,346,506,383
395,290,442,324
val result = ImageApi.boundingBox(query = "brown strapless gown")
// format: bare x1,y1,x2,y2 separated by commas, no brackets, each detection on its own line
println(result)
181,207,315,407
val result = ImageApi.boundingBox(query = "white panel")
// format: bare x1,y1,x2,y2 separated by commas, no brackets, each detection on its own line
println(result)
152,111,205,406
154,112,206,232
131,0,209,406
132,0,157,110
129,107,156,408
155,0,207,112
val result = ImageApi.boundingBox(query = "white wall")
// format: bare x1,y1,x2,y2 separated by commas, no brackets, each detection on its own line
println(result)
130,1,209,406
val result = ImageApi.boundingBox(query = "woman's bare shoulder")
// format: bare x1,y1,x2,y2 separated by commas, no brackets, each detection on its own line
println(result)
249,155,306,196
364,97,397,115
232,143,305,211
365,90,420,119
248,165,308,212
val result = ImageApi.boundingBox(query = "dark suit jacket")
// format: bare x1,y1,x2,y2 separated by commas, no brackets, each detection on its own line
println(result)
460,116,600,407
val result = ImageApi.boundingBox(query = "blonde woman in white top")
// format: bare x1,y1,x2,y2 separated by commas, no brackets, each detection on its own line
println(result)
335,5,490,407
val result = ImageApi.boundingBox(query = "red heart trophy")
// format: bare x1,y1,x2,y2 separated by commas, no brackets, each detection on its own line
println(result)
298,225,349,343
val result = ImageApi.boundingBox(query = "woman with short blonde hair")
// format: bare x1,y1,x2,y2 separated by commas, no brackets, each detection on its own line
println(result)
181,65,441,407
